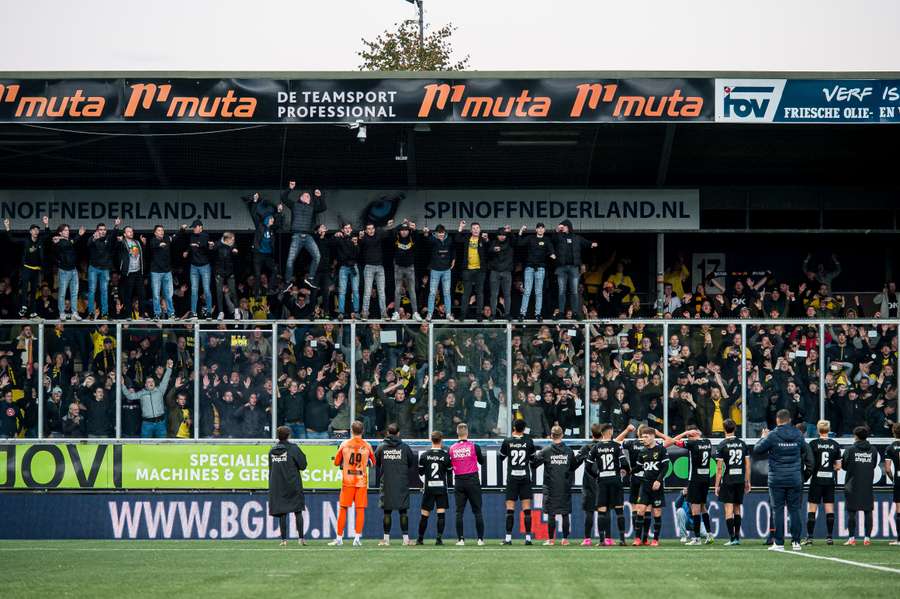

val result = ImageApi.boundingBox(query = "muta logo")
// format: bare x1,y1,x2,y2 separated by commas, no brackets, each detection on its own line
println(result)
124,83,257,119
722,85,775,119
418,84,551,118
570,83,704,118
0,84,106,118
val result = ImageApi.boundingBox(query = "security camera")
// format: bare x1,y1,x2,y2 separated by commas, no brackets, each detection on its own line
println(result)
357,125,367,143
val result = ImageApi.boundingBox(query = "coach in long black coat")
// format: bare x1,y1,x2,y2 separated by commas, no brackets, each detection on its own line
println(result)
268,431,308,517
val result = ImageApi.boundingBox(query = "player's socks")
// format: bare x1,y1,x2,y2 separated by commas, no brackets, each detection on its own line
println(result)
826,513,835,538
400,510,409,537
383,511,392,536
701,512,711,535
598,512,609,542
523,509,533,537
337,507,348,537
848,512,857,537
436,512,446,539
733,514,742,540
474,511,485,540
455,511,464,540
547,513,556,541
806,512,816,537
354,508,365,535
584,513,594,539
561,514,570,540
725,517,734,541
864,510,873,538
417,514,429,542
634,514,645,542
615,509,626,543
506,509,515,537
652,516,662,541
692,515,701,538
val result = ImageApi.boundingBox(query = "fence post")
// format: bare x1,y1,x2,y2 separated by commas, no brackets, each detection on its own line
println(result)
193,323,200,440
583,322,590,439
818,322,826,432
349,321,356,429
662,321,669,435
271,322,278,439
37,323,44,439
740,322,747,439
428,321,434,438
115,322,122,440
506,321,513,437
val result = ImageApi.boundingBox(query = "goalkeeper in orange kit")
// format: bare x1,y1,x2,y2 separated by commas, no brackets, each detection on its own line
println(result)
329,421,376,546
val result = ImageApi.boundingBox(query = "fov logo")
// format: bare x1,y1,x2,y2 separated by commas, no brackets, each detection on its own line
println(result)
715,79,785,123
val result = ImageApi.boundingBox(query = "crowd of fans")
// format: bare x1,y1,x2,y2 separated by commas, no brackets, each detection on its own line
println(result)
0,187,897,441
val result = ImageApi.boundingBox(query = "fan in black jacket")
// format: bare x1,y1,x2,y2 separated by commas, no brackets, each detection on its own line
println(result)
213,232,240,320
2,216,49,317
486,227,514,319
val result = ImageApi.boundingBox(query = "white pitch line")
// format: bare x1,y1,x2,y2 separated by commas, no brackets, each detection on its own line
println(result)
0,546,776,553
781,550,900,575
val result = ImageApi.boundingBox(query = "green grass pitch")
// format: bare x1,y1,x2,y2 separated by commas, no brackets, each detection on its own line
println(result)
2,540,899,598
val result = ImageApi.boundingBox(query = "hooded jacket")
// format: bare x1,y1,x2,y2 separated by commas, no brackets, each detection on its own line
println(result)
752,423,812,487
533,441,578,513
375,434,417,511
268,441,307,516
551,220,592,268
486,233,514,272
841,439,877,510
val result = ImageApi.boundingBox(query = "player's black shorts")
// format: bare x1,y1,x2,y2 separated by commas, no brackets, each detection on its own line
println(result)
595,481,624,509
808,482,835,505
717,482,745,505
454,475,483,513
505,477,533,502
687,478,711,504
421,491,449,511
635,482,664,508
629,479,643,505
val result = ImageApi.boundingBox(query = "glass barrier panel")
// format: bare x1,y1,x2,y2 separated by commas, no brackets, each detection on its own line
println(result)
2,322,38,439
823,321,897,439
276,321,349,440
198,323,274,439
664,323,744,439
588,323,664,438
352,322,429,439
118,322,193,439
511,323,585,439
38,322,117,439
742,323,820,439
431,324,508,439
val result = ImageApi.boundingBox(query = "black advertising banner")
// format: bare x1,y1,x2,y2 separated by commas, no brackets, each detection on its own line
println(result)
0,77,713,123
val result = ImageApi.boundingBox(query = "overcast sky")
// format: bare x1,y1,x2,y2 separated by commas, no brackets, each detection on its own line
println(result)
0,0,897,72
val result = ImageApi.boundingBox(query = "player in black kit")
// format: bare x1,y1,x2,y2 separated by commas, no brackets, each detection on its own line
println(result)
499,419,537,545
842,426,878,546
884,423,900,546
803,420,842,545
416,431,453,545
714,419,750,546
586,423,630,546
633,426,669,546
663,425,714,545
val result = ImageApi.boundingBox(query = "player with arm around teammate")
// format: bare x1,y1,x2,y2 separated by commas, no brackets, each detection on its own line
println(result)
803,420,842,545
714,419,750,546
417,431,453,545
586,423,630,547
500,418,537,545
632,426,670,546
662,425,714,545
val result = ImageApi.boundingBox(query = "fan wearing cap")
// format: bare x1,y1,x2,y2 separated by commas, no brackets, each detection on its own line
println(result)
392,220,422,321
177,220,215,319
2,216,49,318
486,225,514,320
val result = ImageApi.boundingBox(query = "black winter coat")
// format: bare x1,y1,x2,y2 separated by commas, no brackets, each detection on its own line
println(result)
268,441,307,515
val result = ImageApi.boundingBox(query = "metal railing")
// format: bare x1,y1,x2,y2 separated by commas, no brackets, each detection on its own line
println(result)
2,318,896,444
